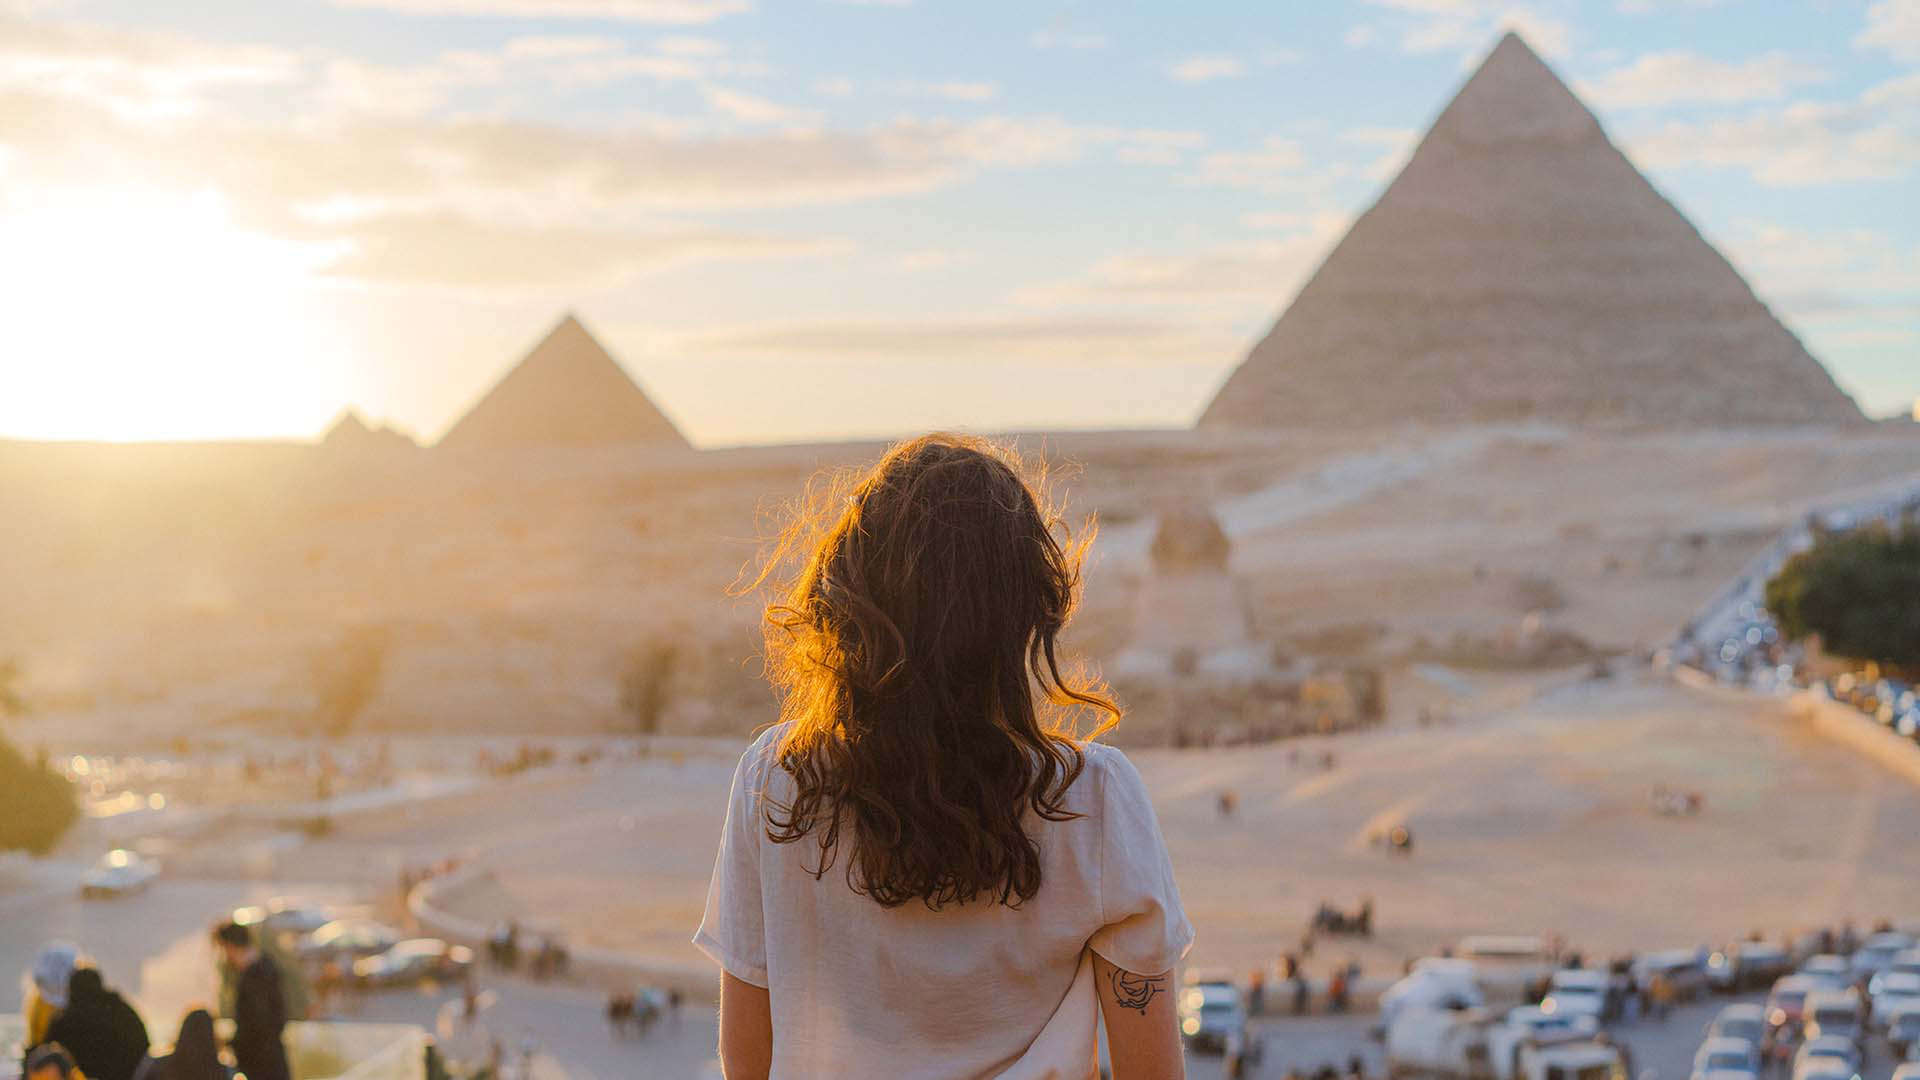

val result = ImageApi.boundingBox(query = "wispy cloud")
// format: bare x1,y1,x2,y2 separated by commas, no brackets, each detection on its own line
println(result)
1857,0,1920,61
331,0,750,23
1167,54,1244,83
1579,50,1827,108
1624,71,1920,186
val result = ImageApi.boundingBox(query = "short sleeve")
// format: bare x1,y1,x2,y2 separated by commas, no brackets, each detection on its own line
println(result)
1086,747,1194,975
692,732,775,988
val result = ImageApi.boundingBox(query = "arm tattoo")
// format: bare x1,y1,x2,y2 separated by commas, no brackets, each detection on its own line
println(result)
1107,969,1167,1014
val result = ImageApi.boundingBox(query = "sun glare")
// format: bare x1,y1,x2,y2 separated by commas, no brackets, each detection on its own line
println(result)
0,189,352,442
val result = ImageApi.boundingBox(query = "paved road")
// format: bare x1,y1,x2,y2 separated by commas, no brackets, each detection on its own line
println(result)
9,879,1918,1080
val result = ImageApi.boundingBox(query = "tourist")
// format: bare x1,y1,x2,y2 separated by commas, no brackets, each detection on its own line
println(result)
20,943,82,1063
212,921,290,1080
39,966,149,1080
1328,965,1351,1013
24,1045,79,1080
137,1009,232,1080
693,436,1192,1078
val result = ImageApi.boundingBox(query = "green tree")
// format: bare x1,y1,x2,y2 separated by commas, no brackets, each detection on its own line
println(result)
0,732,78,854
1765,524,1920,670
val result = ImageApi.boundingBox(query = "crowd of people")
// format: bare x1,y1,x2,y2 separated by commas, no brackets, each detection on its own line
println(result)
15,920,289,1080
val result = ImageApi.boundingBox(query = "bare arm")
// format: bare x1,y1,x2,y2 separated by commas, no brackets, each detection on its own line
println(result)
1093,952,1185,1080
718,972,773,1080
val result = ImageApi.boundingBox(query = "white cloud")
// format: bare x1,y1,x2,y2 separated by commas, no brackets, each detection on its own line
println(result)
1344,25,1379,48
1183,136,1316,190
812,76,854,97
1616,0,1724,14
1579,51,1828,108
701,85,822,127
322,213,841,288
503,34,622,59
1625,72,1920,186
331,0,749,21
892,80,998,103
680,316,1241,369
1367,2,1572,59
1857,0,1920,61
1167,54,1244,83
655,35,727,57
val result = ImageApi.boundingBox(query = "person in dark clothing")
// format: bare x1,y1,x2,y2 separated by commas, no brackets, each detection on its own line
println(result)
140,1009,232,1080
213,922,289,1080
39,968,150,1080
25,1044,78,1080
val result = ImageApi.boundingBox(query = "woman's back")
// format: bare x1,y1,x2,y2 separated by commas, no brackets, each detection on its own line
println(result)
694,435,1192,1078
698,726,1187,1077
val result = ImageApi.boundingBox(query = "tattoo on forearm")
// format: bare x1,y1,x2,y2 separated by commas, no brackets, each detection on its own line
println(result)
1108,969,1167,1014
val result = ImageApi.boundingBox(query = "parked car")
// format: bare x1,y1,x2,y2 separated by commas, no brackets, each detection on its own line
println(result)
1805,991,1866,1054
1634,951,1708,1003
1178,974,1249,1056
1791,1064,1856,1080
1381,960,1486,1030
1794,1034,1863,1078
1543,970,1611,1025
1490,1006,1600,1080
1854,934,1915,980
232,899,337,940
1459,937,1554,1005
1870,973,1920,1026
1801,956,1854,992
1885,1005,1920,1059
1709,1004,1770,1051
351,938,475,988
1512,1039,1628,1080
300,919,402,968
1692,1036,1760,1080
80,849,159,898
1710,945,1793,993
1387,1006,1494,1080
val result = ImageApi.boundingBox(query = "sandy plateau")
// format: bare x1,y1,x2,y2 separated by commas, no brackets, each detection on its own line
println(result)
4,420,1918,977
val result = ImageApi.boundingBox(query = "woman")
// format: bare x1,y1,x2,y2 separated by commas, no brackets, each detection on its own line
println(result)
20,944,81,1080
134,1009,230,1080
695,435,1192,1079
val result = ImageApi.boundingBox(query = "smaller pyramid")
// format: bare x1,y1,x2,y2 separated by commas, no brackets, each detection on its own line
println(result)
437,314,687,450
321,409,418,453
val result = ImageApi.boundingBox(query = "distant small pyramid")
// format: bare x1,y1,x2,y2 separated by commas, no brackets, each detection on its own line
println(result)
322,409,418,452
437,314,687,450
1200,32,1862,429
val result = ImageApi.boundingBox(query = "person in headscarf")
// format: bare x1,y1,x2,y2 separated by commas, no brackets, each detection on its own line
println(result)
138,1009,230,1080
23,943,82,1050
39,967,150,1080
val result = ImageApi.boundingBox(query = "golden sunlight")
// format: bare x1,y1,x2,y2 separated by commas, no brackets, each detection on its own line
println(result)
0,188,351,442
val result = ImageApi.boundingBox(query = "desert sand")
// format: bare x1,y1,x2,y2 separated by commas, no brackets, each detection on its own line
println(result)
306,666,1920,982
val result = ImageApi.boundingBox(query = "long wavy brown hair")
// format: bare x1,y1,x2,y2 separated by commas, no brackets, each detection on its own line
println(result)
749,433,1120,909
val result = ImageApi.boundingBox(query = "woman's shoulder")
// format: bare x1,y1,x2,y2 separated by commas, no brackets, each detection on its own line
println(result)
1067,739,1148,807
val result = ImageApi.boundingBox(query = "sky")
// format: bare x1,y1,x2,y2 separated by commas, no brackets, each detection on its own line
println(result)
0,0,1914,447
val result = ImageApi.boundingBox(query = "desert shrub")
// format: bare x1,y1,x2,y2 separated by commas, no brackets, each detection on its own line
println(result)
309,625,387,738
1766,524,1920,670
620,640,680,734
0,734,77,854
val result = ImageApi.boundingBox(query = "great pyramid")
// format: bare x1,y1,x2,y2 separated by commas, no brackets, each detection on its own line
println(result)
1200,32,1862,429
438,313,687,450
